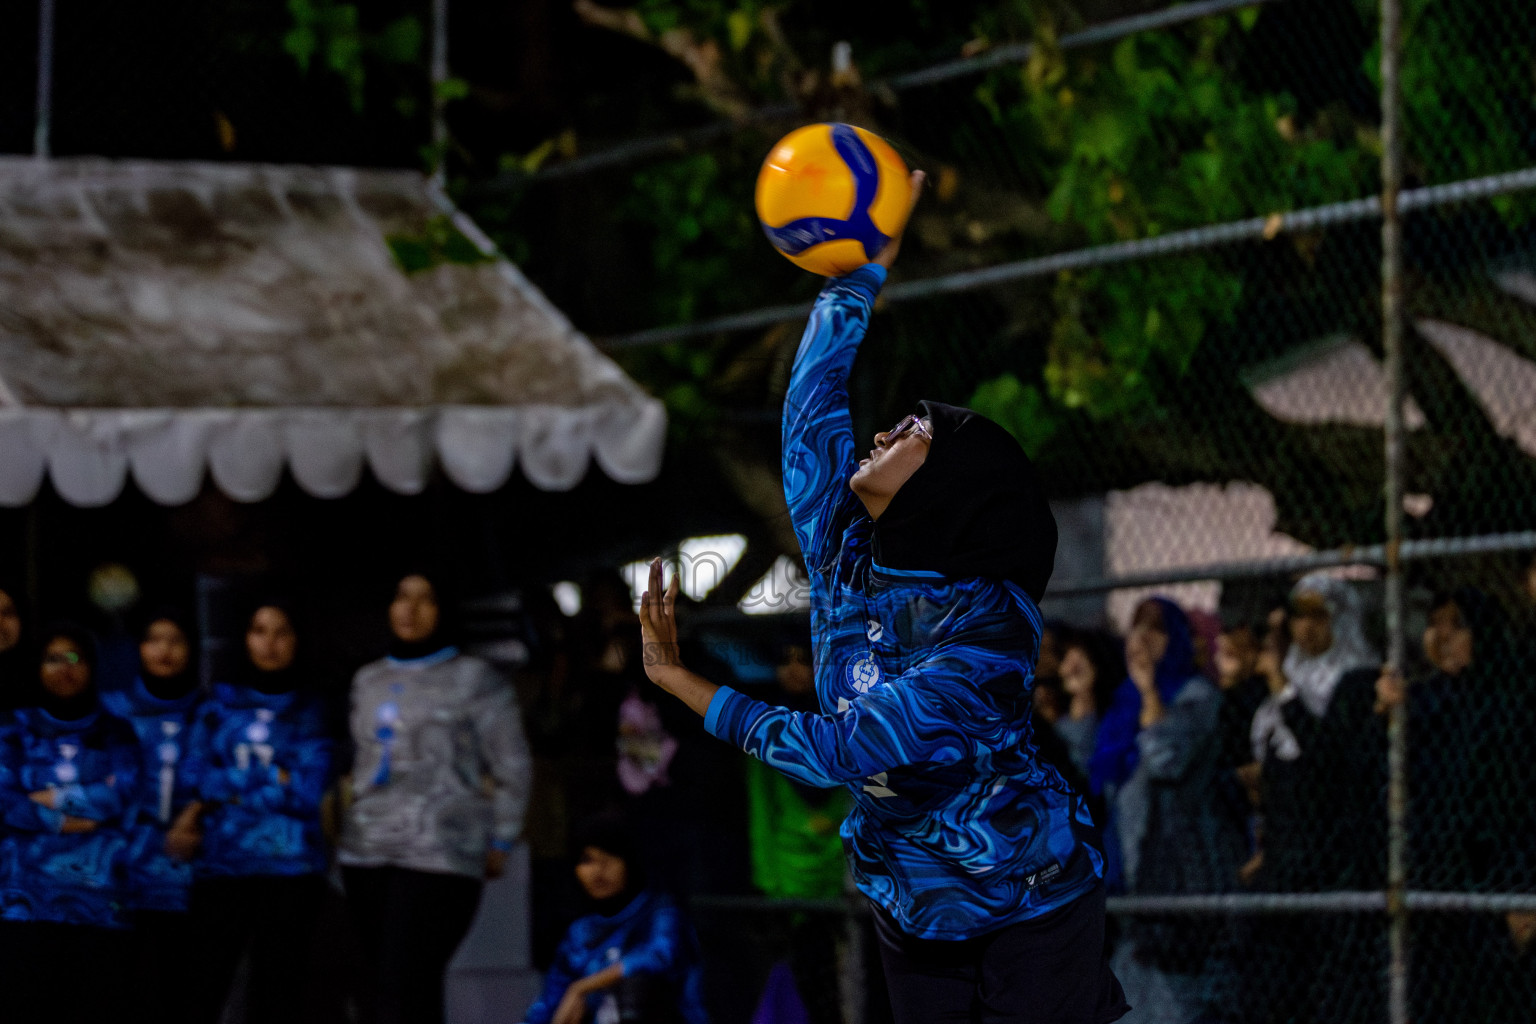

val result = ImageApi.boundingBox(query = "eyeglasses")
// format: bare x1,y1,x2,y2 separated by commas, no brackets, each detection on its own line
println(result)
880,414,932,448
42,651,82,668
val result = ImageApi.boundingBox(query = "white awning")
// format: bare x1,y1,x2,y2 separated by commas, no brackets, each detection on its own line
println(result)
0,158,666,507
0,404,666,507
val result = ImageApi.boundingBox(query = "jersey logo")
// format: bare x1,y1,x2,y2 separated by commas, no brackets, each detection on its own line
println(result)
866,619,884,643
846,652,881,693
1022,863,1063,890
862,772,897,798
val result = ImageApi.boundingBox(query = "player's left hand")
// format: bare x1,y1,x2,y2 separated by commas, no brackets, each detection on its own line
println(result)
639,558,685,687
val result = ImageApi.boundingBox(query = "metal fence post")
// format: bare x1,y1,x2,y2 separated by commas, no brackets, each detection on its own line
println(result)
34,0,55,158
1379,0,1409,1022
430,0,449,190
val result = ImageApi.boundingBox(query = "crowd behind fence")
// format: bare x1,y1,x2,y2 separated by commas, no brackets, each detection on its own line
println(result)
6,0,1536,1022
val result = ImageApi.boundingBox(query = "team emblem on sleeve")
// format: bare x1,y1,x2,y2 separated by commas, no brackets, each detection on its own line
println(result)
847,652,882,693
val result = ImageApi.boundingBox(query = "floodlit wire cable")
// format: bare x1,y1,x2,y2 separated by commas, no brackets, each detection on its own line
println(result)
600,165,1536,350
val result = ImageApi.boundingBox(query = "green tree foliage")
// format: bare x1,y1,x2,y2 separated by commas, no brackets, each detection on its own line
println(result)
966,12,1375,437
256,0,1532,548
283,0,424,113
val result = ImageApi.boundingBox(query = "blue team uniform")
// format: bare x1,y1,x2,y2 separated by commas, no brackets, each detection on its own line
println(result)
0,705,140,928
183,682,332,878
702,265,1103,940
523,890,708,1024
101,677,202,911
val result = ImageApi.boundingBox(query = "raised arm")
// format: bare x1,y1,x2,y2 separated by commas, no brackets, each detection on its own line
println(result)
704,642,1034,789
783,168,925,572
782,266,887,572
638,558,1040,791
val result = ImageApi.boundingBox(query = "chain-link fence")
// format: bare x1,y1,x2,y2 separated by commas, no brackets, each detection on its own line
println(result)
486,2,1536,1022
9,1,1536,1021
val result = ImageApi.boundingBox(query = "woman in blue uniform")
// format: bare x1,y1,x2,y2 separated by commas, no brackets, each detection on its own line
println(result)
0,623,140,1024
180,599,334,1023
100,608,204,1023
637,170,1127,1024
522,812,706,1024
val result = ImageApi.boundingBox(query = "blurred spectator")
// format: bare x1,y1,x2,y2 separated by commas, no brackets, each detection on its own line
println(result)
182,600,334,1024
1374,587,1507,888
1490,553,1536,1015
1248,573,1380,891
1187,608,1222,679
1091,598,1241,1023
1031,621,1067,728
1496,552,1536,891
1374,587,1511,1024
1091,598,1238,894
101,607,203,1024
1055,627,1124,786
0,581,27,710
0,623,139,1024
1211,621,1269,854
341,570,531,1024
522,812,708,1024
1469,907,1536,1019
1243,575,1381,1024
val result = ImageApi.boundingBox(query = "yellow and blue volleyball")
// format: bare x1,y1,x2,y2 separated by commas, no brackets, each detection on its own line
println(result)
755,123,911,277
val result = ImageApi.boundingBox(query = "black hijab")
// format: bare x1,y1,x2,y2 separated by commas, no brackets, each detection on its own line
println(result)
871,401,1058,603
135,605,199,701
1429,586,1513,683
36,621,100,720
572,810,647,917
241,597,304,695
386,569,459,662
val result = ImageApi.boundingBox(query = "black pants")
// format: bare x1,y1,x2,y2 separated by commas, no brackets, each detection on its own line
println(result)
342,865,484,1024
129,909,197,1024
874,885,1129,1024
188,873,328,1024
0,919,132,1024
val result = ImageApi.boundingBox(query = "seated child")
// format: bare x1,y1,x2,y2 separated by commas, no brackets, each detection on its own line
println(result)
523,812,707,1024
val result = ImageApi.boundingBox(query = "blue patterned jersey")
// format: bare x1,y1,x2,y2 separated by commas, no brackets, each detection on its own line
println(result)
703,265,1103,940
183,682,333,878
522,890,707,1024
100,677,202,911
0,705,140,928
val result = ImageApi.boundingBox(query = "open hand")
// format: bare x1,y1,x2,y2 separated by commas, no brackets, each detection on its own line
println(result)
871,169,927,271
639,558,685,686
